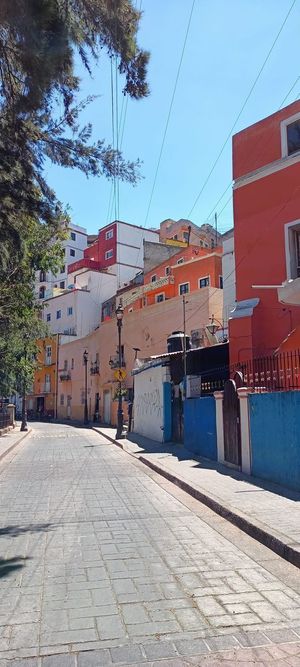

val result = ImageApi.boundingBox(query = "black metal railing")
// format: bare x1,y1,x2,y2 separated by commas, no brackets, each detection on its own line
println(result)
231,349,300,392
0,412,10,430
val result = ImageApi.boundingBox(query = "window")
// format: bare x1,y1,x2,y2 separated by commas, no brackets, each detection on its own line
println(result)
67,306,73,316
156,293,165,303
177,258,184,264
199,276,210,288
71,358,74,370
165,266,170,276
45,346,52,364
39,286,45,299
151,274,157,283
179,283,189,295
46,313,51,322
219,275,223,289
59,281,65,289
45,373,50,387
39,270,46,282
173,235,178,240
105,229,114,240
70,249,75,257
287,119,300,156
70,231,76,241
56,310,61,319
105,249,114,260
60,265,65,274
183,231,189,242
63,360,68,370
60,394,64,406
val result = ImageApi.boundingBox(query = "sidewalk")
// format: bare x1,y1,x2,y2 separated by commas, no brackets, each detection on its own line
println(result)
0,422,31,462
93,425,300,569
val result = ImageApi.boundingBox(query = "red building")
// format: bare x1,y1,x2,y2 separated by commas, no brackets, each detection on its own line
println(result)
230,101,300,364
68,220,159,286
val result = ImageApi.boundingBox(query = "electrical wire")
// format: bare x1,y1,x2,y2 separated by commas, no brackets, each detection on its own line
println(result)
187,0,297,219
143,0,196,227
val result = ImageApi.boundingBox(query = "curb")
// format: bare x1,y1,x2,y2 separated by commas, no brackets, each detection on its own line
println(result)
94,427,300,570
0,428,32,464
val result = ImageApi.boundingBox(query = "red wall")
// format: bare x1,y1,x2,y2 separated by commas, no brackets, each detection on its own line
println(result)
233,100,300,180
230,102,300,364
84,223,117,268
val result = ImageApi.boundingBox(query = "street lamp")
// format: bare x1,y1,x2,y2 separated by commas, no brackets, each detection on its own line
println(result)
206,315,226,341
115,302,124,439
20,334,30,432
83,349,88,425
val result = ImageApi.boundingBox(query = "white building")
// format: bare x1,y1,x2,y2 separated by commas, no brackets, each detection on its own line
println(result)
222,229,236,330
36,222,88,301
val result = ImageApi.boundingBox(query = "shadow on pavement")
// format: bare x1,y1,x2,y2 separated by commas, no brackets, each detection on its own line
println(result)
0,556,29,578
0,523,53,538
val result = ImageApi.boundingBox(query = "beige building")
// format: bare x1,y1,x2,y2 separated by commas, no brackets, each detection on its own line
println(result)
57,286,223,425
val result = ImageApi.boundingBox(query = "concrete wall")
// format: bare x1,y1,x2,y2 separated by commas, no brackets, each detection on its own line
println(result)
133,363,170,442
222,232,236,328
249,391,300,491
143,241,182,275
184,397,217,459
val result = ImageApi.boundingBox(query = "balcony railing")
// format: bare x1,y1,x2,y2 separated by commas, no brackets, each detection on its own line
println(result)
59,371,71,381
121,275,175,308
109,356,126,369
90,362,100,375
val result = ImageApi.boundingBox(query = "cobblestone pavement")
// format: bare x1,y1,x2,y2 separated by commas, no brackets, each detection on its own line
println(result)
0,423,299,665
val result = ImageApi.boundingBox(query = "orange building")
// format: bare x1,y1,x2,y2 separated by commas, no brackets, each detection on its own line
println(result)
121,245,223,313
28,336,58,417
230,100,300,364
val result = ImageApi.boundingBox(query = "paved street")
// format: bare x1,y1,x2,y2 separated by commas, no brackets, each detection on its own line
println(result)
0,423,299,665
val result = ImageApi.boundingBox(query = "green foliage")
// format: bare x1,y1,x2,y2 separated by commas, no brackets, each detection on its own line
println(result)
0,0,149,396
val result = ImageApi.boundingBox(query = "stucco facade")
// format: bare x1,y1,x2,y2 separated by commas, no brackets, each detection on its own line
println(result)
230,100,300,363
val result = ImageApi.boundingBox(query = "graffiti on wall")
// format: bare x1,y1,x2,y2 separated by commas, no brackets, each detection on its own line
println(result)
134,387,162,420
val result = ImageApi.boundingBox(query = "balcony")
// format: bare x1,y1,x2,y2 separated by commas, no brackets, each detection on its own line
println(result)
121,276,175,309
109,355,126,369
68,258,102,274
90,362,100,375
60,371,71,381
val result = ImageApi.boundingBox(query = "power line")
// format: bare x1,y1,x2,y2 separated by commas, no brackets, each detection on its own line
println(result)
187,0,297,219
203,73,300,227
143,0,196,227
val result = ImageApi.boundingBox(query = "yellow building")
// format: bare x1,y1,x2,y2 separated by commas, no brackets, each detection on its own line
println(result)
28,336,58,418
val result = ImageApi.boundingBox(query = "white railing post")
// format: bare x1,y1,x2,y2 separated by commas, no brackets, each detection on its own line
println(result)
214,391,224,463
237,388,251,475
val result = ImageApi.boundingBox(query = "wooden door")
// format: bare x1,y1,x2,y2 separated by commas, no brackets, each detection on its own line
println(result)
223,379,241,467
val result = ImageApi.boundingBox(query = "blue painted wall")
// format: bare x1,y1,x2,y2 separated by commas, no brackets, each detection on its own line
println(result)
184,397,217,459
163,382,172,442
249,392,300,491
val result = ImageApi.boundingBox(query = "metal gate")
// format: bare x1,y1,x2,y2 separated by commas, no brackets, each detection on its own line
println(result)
171,385,183,443
223,374,242,467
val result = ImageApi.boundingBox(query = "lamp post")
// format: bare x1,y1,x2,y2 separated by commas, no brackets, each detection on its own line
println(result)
115,302,124,439
20,339,29,432
83,349,88,425
206,314,226,342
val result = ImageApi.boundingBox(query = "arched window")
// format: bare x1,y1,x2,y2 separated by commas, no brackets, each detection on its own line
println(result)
39,270,46,282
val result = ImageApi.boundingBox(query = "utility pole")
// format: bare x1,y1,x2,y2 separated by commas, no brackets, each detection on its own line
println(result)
183,294,187,381
214,212,218,248
54,333,60,421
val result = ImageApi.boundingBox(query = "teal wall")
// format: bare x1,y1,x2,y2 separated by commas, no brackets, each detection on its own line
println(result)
184,397,217,459
163,382,172,442
249,392,300,491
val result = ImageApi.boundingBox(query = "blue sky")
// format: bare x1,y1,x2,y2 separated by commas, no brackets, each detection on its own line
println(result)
45,0,300,236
